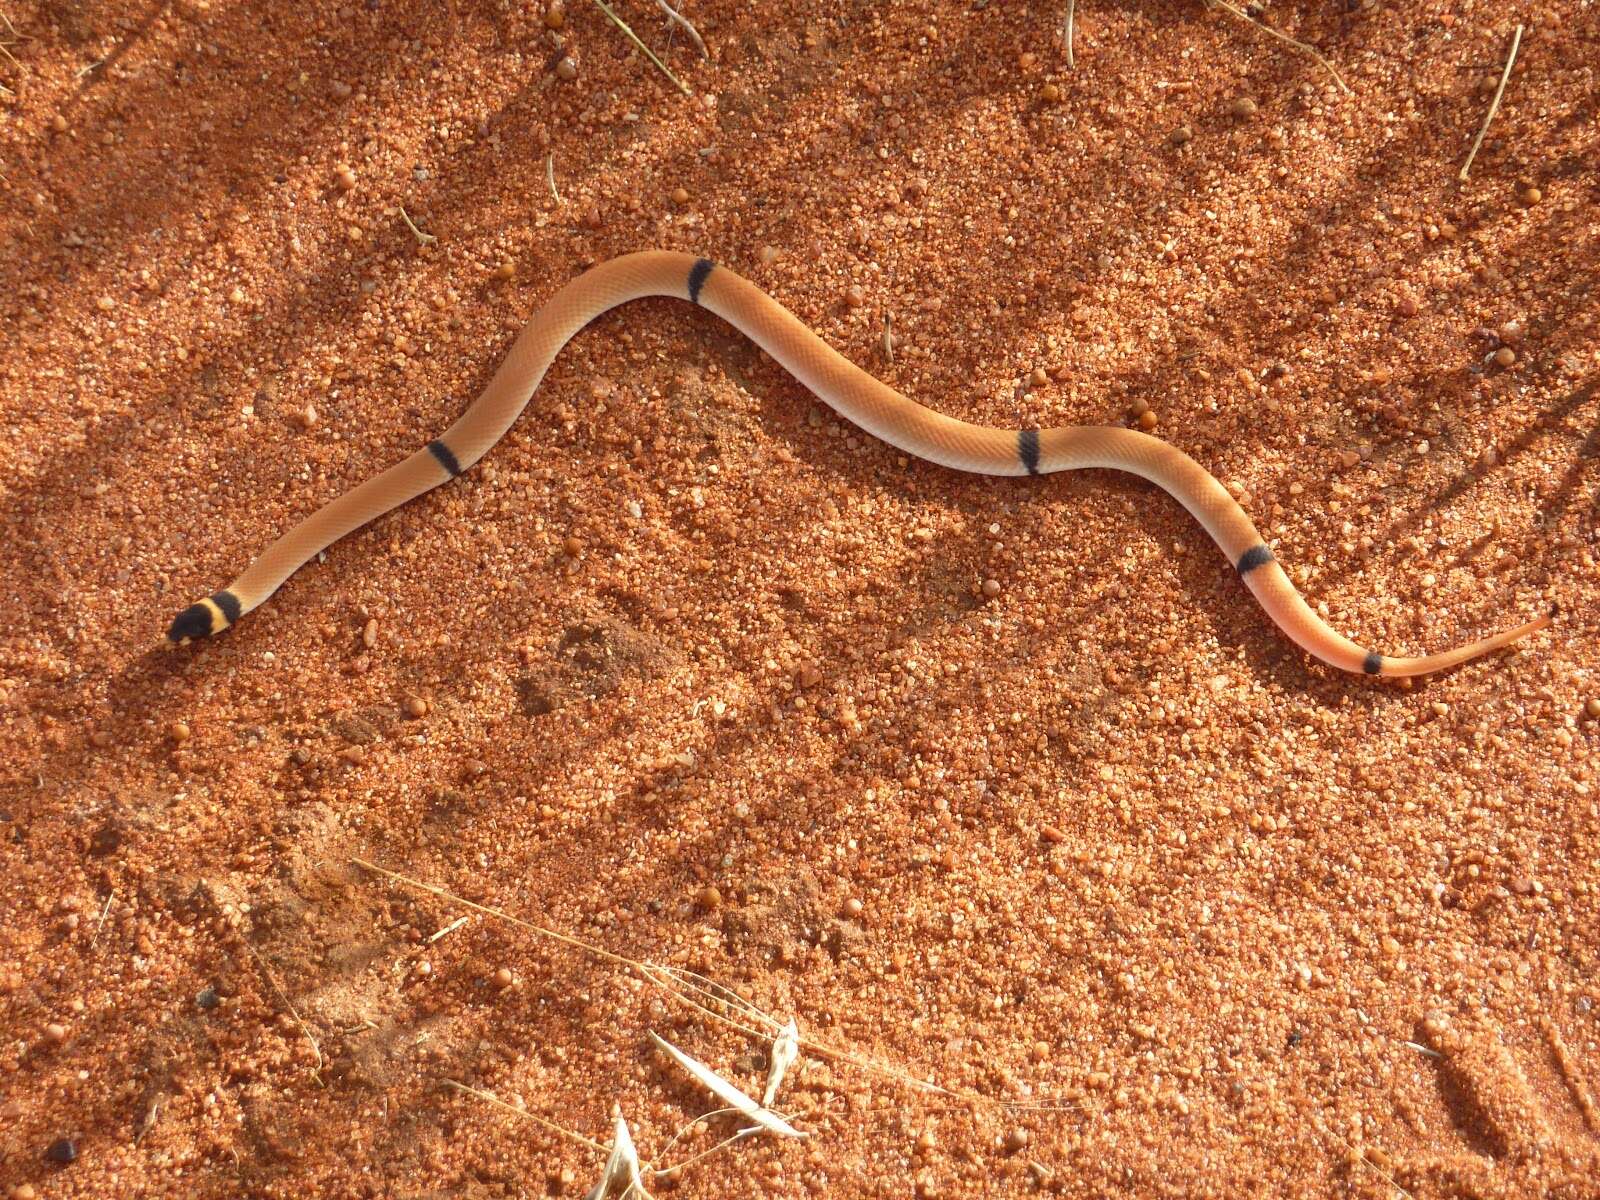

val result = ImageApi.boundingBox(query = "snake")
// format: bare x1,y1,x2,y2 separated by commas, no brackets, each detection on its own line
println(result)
166,250,1553,677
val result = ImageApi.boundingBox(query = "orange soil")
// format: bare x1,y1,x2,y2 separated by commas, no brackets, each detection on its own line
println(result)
1,1,1597,1197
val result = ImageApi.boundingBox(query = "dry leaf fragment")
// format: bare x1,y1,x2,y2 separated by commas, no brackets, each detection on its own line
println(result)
586,1113,651,1200
649,1031,807,1139
762,1018,800,1107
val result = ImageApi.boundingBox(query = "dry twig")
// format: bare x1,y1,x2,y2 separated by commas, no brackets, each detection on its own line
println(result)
444,1080,610,1154
243,940,324,1080
588,0,691,95
657,0,707,59
1458,24,1523,182
546,152,562,203
1206,0,1351,94
399,204,437,245
1063,0,1077,70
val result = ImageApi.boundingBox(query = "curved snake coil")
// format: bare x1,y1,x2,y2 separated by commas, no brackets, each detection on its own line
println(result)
167,251,1553,677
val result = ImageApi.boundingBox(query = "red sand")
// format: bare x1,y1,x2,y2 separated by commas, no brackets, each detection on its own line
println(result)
2,2,1597,1196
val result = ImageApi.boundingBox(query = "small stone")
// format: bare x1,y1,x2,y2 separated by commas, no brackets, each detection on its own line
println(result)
841,897,864,919
493,967,514,989
334,164,357,190
670,186,690,206
796,664,823,689
563,535,584,557
1040,82,1061,103
196,987,221,1010
758,244,780,265
1492,346,1516,368
1338,450,1360,469
695,886,722,910
13,1183,39,1200
846,285,866,308
1519,185,1542,206
330,80,353,99
1396,295,1419,318
1169,125,1192,146
296,403,319,428
1138,409,1158,430
362,618,378,649
43,1138,78,1165
403,696,429,719
1229,96,1258,118
1496,320,1523,346
493,261,516,280
556,56,577,81
44,1022,68,1044
1584,698,1600,719
169,721,191,743
1003,1128,1030,1152
1041,824,1067,844
981,578,1001,598
1029,366,1048,387
545,0,564,28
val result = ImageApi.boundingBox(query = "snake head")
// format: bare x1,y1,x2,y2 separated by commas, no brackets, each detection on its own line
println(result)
166,590,241,642
166,603,216,643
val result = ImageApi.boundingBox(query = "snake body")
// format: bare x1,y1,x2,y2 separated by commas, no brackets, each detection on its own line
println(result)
168,250,1552,676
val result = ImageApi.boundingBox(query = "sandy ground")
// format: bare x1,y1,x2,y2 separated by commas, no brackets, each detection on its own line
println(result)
2,0,1598,1196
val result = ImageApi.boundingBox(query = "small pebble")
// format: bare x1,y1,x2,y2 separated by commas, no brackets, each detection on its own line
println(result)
43,1138,77,1165
1040,82,1061,104
44,1022,68,1044
1396,296,1419,318
362,618,378,649
51,113,69,132
1029,366,1048,387
493,967,515,989
1492,347,1516,368
758,244,781,265
334,164,357,191
670,186,690,206
846,285,866,308
195,987,221,1010
296,403,319,429
545,0,565,28
1229,96,1258,118
403,695,429,718
841,897,864,919
1519,185,1542,206
981,578,1001,598
695,885,722,910
493,261,516,281
563,535,584,557
1003,1128,1030,1152
330,80,353,99
556,56,577,81
1585,698,1600,719
1169,125,1193,146
169,721,191,743
1137,409,1157,431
